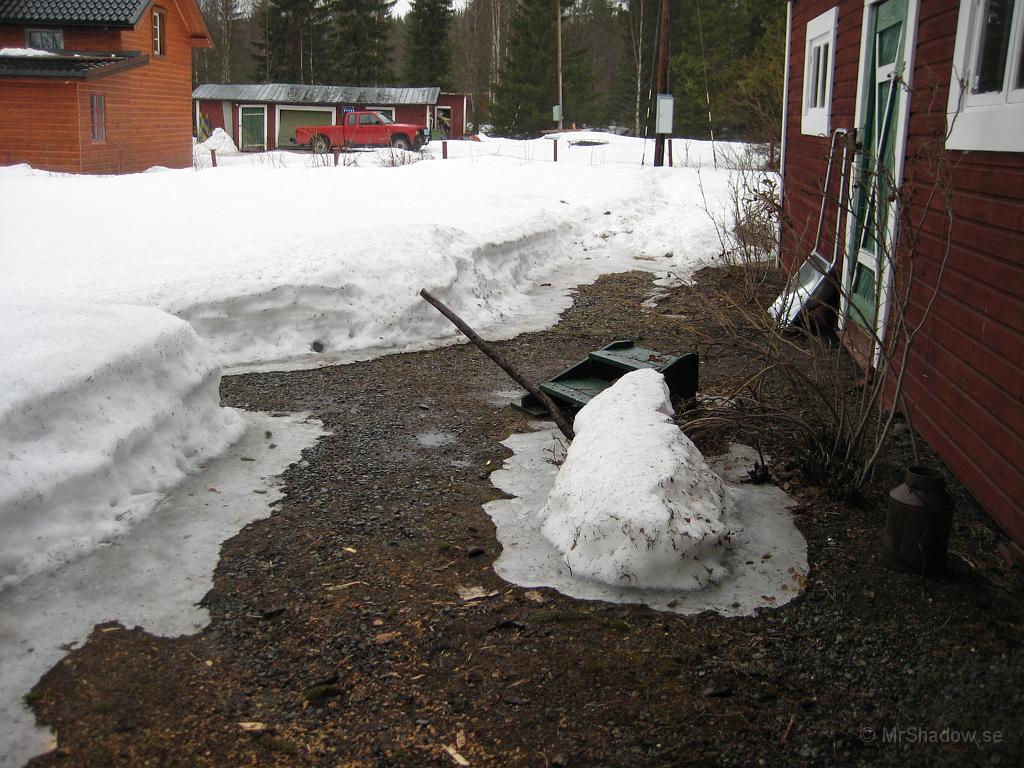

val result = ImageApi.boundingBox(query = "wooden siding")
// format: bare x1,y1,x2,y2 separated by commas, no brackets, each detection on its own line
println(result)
783,1,1024,542
0,0,197,174
0,79,81,172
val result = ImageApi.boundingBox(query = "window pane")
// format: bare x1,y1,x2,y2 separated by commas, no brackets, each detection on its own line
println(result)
28,30,63,50
1017,20,1024,89
877,23,902,66
819,43,830,106
809,46,821,108
974,0,1015,92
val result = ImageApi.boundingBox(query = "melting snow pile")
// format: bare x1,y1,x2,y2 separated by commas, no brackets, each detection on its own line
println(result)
539,369,730,590
194,127,239,157
485,372,808,616
0,302,245,590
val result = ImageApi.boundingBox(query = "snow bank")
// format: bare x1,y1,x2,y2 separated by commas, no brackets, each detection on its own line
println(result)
538,370,730,590
0,302,245,589
194,127,239,156
0,158,728,370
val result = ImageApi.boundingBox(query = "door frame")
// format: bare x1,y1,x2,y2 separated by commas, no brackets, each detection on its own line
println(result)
237,104,268,151
275,104,334,150
434,105,453,138
840,0,921,364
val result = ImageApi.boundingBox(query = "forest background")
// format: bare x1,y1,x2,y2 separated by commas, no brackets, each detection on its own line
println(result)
193,0,785,142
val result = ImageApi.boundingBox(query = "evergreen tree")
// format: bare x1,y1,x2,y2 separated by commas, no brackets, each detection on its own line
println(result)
404,0,454,87
250,0,326,84
323,0,396,84
669,0,785,140
491,0,594,135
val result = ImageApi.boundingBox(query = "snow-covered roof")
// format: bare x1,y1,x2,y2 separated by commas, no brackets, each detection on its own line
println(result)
193,83,442,107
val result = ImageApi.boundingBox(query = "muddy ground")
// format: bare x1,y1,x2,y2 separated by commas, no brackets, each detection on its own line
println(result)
27,269,1023,767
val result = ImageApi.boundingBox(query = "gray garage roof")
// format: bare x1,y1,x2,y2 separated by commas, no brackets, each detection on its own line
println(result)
192,83,441,106
0,0,150,27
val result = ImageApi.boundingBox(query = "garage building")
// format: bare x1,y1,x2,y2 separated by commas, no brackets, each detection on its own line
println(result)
192,83,472,150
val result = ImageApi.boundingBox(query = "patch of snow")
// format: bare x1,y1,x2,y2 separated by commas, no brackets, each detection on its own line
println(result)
538,370,730,590
484,377,808,616
0,302,246,590
0,411,323,768
0,48,58,57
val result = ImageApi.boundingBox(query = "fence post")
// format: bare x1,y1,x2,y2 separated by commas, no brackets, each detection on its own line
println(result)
442,140,448,160
333,147,340,166
668,139,673,167
210,148,217,167
553,138,558,163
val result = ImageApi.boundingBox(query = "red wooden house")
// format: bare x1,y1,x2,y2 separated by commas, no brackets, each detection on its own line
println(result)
191,83,473,151
0,0,212,174
781,1,1023,542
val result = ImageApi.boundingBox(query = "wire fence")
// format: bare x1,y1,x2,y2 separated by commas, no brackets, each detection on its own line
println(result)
425,134,776,171
194,132,777,173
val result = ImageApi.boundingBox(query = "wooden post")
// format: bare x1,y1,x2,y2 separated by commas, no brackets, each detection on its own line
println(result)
419,289,575,441
443,140,448,159
210,148,217,167
668,139,673,167
333,147,340,166
553,138,558,162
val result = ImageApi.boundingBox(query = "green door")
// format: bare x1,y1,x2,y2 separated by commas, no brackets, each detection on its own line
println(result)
847,0,908,331
277,109,334,148
239,107,266,151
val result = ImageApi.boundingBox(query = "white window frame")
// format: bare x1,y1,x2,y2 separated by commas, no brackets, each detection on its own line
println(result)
802,7,839,136
947,0,1024,152
153,7,166,57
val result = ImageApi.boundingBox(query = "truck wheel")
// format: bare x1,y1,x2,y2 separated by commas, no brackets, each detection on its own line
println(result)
310,134,330,153
391,135,412,151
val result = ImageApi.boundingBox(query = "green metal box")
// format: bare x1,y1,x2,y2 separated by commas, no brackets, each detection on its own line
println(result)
517,340,698,416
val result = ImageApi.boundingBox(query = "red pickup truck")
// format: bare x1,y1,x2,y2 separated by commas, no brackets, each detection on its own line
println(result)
296,111,429,152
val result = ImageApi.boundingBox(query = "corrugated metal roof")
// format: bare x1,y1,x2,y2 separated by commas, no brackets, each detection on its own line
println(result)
192,83,441,106
0,0,149,27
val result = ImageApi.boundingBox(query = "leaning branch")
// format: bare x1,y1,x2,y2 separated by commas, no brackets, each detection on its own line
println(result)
419,289,575,441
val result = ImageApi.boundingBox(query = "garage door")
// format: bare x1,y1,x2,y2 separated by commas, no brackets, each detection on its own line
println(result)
278,109,334,148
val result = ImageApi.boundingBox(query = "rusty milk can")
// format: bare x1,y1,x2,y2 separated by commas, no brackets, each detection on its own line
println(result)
881,466,954,576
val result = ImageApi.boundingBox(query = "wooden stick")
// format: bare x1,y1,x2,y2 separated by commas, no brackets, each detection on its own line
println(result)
419,289,575,441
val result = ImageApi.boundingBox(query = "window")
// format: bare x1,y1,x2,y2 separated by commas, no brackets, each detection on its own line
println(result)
345,112,357,126
26,29,63,50
802,7,839,136
367,106,395,121
358,113,380,126
90,95,106,141
947,0,1024,151
153,8,166,56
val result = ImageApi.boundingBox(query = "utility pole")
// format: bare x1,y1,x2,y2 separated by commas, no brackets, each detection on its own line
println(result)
556,0,564,130
653,0,671,166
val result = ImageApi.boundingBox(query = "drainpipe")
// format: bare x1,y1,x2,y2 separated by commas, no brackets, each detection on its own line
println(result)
778,0,794,268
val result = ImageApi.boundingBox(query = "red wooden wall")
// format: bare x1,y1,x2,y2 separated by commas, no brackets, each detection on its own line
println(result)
783,1,1024,542
0,1,197,174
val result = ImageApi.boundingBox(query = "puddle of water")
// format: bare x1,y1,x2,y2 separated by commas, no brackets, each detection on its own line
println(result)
415,431,457,448
485,388,527,407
